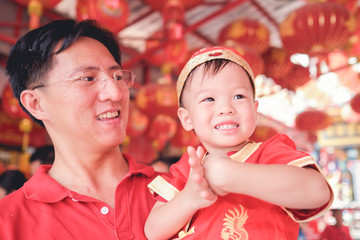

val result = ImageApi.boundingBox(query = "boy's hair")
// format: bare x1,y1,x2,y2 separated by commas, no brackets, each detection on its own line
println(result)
6,19,122,126
177,46,255,107
179,59,254,107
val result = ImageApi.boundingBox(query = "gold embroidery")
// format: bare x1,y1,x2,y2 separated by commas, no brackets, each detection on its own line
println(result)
176,226,195,239
221,205,248,240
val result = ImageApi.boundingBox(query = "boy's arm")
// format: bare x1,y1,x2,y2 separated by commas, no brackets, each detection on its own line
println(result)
144,146,217,240
203,152,331,209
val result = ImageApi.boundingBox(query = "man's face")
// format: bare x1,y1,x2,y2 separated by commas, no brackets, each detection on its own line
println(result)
33,37,130,150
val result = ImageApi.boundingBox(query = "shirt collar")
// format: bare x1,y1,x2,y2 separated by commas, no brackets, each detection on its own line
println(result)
24,154,155,203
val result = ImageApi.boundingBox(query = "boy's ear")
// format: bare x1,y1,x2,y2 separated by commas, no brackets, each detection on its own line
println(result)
20,90,45,120
177,107,194,131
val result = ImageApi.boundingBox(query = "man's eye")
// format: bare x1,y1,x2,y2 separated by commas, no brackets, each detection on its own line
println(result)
234,95,244,100
81,76,96,82
114,75,124,81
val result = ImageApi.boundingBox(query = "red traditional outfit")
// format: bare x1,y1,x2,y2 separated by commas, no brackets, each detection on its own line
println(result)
0,154,157,240
148,134,333,240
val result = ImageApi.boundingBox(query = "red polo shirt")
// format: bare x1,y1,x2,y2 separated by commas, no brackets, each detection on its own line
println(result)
0,154,157,240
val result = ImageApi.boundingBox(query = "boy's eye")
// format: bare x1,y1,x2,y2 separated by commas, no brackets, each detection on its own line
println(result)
234,95,244,100
203,97,215,102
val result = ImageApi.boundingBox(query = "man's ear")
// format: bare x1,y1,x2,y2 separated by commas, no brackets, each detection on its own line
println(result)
20,90,44,120
177,107,194,131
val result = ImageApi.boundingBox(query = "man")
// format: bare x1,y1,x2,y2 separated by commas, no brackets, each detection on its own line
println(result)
0,19,158,239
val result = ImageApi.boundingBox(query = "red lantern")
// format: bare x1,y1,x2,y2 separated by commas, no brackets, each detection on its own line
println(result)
262,47,294,79
295,110,332,132
273,65,311,92
146,114,178,151
135,83,178,118
126,102,149,137
14,0,61,29
350,93,360,113
170,126,200,148
218,18,270,54
280,2,355,55
249,125,278,142
76,0,130,34
145,30,188,72
2,83,29,119
143,0,204,11
221,41,264,77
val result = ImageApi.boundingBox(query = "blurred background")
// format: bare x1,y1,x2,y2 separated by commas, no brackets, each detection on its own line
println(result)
0,0,360,238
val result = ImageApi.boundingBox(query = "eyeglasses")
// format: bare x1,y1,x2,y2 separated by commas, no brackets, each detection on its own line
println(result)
31,69,135,90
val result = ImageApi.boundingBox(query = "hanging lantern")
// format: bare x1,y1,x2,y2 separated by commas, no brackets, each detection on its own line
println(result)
2,83,29,119
280,2,355,55
126,102,149,137
218,18,270,54
221,40,264,77
145,30,188,73
273,65,311,92
162,0,184,41
147,114,178,151
143,0,204,11
135,82,178,118
14,0,61,29
170,125,201,149
249,125,278,142
262,47,294,79
350,93,360,113
295,110,332,132
76,0,130,34
304,0,358,13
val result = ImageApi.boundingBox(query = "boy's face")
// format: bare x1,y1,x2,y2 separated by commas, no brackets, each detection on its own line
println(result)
178,62,258,153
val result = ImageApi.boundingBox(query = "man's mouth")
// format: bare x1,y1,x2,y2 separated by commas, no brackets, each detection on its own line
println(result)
96,111,120,120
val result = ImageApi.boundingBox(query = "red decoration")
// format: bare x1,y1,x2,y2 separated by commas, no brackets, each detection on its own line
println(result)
145,30,188,73
76,0,130,34
295,110,332,132
143,0,204,11
218,18,270,54
126,102,149,137
280,2,356,55
249,125,278,142
273,65,311,92
262,47,294,79
350,93,360,113
221,41,264,77
2,83,29,119
135,83,178,118
14,0,61,29
146,114,178,151
170,126,200,148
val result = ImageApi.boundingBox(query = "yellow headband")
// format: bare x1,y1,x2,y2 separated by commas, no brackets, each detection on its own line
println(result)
176,46,255,105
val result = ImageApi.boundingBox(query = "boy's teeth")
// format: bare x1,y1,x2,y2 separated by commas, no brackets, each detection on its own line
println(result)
97,111,119,120
216,124,238,130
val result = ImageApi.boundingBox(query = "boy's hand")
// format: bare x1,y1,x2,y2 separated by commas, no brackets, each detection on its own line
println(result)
203,152,232,196
182,146,218,210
